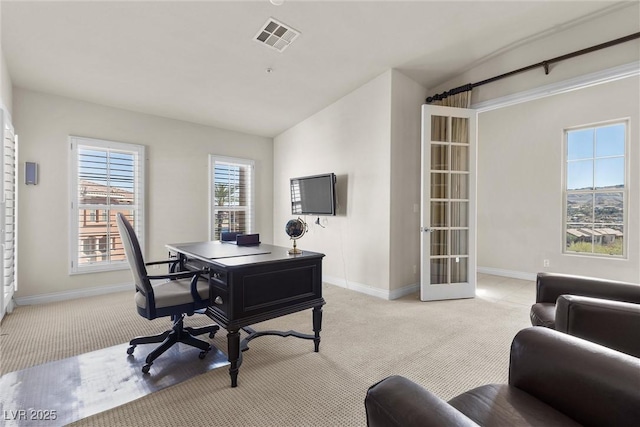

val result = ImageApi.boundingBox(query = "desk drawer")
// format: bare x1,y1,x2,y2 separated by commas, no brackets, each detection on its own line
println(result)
209,286,229,316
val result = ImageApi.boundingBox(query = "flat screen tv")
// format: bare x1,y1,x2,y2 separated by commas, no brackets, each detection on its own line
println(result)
290,173,336,216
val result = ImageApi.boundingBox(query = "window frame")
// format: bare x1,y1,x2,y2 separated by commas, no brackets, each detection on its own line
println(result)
562,119,628,259
208,155,255,241
69,136,145,274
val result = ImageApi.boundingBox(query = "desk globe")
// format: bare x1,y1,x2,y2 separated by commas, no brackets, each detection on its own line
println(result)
286,218,307,254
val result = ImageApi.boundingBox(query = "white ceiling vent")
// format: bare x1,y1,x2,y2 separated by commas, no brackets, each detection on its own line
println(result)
254,18,300,52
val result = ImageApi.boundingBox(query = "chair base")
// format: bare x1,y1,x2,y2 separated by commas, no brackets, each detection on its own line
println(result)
127,314,220,373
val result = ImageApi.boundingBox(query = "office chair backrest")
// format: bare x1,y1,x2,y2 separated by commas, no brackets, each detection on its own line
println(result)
116,213,151,295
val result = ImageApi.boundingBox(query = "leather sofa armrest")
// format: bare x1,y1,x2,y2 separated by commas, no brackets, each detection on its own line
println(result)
535,272,640,303
509,327,640,426
556,295,640,357
365,375,479,427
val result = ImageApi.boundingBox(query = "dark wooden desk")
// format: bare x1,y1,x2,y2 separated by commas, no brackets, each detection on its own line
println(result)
166,241,325,387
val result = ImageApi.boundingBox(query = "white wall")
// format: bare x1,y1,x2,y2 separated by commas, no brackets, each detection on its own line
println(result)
14,88,273,299
274,71,393,295
478,76,639,283
389,70,428,293
0,2,11,115
1,49,12,114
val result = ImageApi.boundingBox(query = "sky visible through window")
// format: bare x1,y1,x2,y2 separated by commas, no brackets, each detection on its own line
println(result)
567,124,624,190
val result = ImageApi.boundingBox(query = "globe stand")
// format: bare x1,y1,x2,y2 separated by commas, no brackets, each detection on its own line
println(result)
286,217,307,255
288,239,302,255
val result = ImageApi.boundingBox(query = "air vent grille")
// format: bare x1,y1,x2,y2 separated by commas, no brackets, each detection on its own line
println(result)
254,18,300,52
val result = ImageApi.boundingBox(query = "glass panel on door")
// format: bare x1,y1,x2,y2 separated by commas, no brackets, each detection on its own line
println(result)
430,258,448,285
431,173,447,199
451,146,469,171
451,258,468,283
431,116,448,142
431,144,448,170
452,117,469,144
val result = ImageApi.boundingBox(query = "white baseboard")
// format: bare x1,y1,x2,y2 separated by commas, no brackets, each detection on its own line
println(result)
389,283,420,300
325,268,537,301
323,275,418,300
15,282,132,306
477,267,537,282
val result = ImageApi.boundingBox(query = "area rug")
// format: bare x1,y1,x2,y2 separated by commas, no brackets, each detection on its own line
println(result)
0,342,228,426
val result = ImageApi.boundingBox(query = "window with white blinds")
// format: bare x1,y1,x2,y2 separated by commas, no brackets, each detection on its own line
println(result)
209,156,254,241
69,136,145,274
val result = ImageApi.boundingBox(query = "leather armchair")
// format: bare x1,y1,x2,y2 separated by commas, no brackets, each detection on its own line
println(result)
530,272,640,328
530,272,640,357
365,327,640,427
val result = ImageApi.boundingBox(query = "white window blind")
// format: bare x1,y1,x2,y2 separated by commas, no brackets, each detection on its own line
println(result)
564,121,627,257
69,136,145,273
2,116,17,315
210,156,254,241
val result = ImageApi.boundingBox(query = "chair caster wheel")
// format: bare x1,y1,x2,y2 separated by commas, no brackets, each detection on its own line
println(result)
199,351,208,359
209,332,216,339
127,346,135,355
142,364,151,374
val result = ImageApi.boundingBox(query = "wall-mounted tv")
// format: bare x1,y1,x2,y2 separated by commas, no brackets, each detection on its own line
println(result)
290,173,336,216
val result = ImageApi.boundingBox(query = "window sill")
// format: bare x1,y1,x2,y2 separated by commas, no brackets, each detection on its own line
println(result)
69,262,129,275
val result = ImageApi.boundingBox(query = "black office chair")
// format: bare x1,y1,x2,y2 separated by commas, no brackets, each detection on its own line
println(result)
116,213,219,373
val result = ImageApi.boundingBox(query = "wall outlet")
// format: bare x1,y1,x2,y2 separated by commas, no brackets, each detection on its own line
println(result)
543,259,550,267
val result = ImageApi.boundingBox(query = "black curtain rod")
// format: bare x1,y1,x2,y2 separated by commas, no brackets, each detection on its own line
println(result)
425,32,640,103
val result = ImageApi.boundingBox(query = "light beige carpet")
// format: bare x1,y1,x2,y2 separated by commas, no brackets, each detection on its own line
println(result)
0,275,535,426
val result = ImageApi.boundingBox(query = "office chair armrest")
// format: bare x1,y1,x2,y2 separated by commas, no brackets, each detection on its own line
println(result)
148,269,208,304
189,272,207,304
145,258,181,273
147,269,208,281
144,259,175,266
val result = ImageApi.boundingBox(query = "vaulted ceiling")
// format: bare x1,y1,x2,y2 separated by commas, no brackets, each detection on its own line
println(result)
1,1,623,137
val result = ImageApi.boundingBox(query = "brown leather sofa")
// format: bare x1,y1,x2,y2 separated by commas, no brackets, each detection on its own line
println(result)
364,327,640,427
530,272,640,357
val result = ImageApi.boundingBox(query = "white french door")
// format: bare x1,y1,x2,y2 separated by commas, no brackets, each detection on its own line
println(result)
420,105,476,301
1,108,17,320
